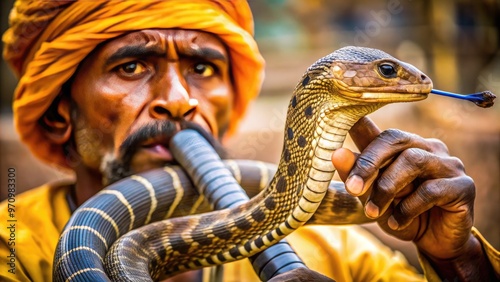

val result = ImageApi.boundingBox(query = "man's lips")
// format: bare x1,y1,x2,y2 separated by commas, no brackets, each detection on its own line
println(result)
141,144,173,160
140,142,173,161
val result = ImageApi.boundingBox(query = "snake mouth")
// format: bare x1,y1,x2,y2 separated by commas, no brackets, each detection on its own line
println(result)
358,92,429,102
335,82,432,103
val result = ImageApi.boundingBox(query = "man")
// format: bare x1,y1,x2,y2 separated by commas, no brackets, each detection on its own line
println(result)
0,1,498,281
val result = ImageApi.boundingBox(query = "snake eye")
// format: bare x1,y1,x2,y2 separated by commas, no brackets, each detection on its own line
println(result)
378,63,397,78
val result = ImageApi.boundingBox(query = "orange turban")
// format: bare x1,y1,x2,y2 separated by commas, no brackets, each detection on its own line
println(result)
3,0,265,169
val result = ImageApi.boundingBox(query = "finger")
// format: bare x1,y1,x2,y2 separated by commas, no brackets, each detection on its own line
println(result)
349,117,382,151
331,148,357,182
332,149,380,197
331,148,371,204
332,148,370,197
366,148,466,218
347,129,441,196
425,138,450,156
346,117,381,195
389,176,475,231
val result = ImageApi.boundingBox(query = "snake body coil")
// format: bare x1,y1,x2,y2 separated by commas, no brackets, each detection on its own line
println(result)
53,46,432,281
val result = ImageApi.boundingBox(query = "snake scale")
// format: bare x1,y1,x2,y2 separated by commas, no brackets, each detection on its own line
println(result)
53,46,431,281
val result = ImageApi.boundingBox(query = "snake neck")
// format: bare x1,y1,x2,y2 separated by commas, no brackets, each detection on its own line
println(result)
271,101,382,224
278,79,384,186
144,90,386,276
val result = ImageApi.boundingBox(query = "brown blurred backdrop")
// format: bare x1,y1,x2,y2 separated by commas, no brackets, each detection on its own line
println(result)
1,0,499,272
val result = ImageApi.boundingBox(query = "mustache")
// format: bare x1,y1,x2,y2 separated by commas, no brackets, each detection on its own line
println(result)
119,120,226,166
105,120,226,185
118,121,175,165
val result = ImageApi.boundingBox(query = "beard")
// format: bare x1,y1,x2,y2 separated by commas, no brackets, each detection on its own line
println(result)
102,120,226,186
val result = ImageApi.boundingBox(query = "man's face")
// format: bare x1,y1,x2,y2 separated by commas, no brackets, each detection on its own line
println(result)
70,29,234,184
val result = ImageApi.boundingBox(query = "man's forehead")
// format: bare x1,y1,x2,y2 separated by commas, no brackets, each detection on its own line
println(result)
97,29,228,56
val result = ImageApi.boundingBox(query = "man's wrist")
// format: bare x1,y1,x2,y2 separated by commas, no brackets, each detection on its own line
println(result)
422,234,496,281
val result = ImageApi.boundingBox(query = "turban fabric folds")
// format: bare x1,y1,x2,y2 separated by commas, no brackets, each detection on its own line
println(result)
3,0,265,169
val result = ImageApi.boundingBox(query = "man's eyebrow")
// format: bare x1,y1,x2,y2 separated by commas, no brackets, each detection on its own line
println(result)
105,45,165,66
104,45,228,67
182,47,228,62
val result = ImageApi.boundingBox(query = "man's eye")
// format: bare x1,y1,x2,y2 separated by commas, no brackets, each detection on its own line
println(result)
193,63,215,77
118,62,147,75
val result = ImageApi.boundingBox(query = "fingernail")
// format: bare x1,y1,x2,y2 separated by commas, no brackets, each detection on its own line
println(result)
388,215,399,230
346,175,364,195
365,201,379,218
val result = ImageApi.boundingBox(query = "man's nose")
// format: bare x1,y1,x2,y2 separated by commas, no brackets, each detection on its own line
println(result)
149,66,198,120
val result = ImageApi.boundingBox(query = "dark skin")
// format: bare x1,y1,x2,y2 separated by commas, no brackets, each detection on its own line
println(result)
66,29,234,205
332,117,495,281
45,29,233,281
42,29,494,281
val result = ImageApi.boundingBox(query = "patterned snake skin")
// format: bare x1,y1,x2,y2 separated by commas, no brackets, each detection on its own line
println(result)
53,46,432,281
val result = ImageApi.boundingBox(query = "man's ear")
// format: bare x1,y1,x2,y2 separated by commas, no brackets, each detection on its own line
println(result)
39,95,72,144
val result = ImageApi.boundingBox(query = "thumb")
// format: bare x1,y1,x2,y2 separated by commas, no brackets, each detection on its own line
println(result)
331,148,358,182
349,117,381,151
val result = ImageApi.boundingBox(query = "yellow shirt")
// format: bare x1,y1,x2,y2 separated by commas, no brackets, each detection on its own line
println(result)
0,183,497,281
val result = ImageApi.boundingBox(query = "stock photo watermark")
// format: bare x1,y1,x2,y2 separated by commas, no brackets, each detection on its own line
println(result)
5,168,16,275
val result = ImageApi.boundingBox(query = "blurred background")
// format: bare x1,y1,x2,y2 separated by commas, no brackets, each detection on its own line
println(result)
1,0,499,273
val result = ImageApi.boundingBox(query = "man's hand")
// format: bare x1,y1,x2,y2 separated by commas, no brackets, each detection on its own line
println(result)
332,117,495,280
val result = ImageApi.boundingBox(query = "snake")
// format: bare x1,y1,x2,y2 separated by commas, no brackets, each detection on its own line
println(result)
53,46,432,281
